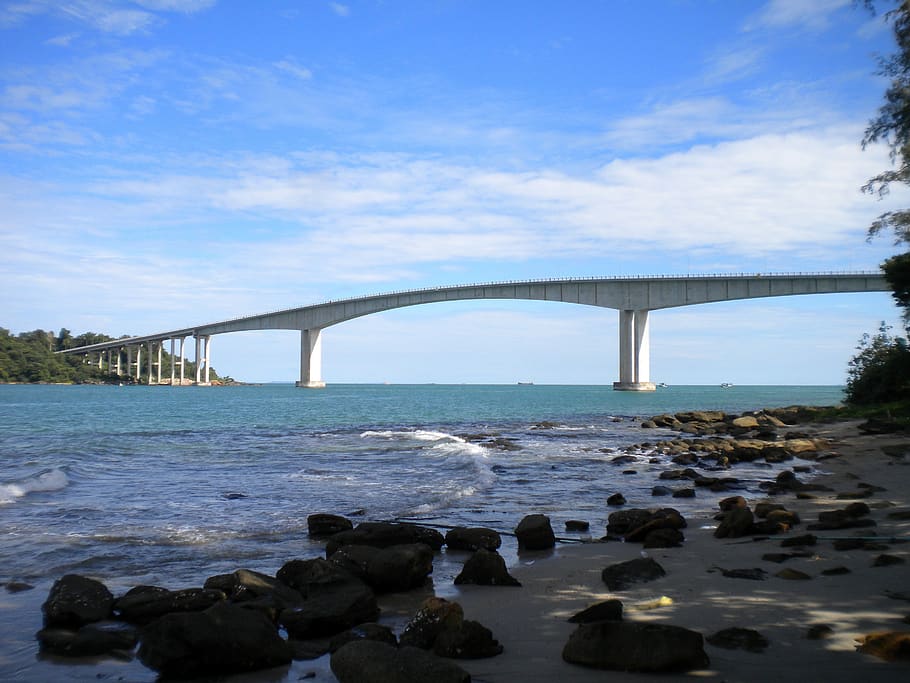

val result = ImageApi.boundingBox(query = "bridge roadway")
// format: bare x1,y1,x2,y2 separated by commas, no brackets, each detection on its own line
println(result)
58,272,891,390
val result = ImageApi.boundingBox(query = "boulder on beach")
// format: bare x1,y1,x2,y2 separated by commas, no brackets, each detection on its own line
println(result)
568,599,623,623
454,548,521,587
329,543,435,593
856,631,910,661
562,621,709,672
326,522,445,554
399,597,464,650
714,507,754,538
279,581,380,640
331,640,471,683
707,627,769,652
276,557,365,597
114,586,226,624
444,526,502,551
514,513,556,550
329,622,398,653
601,557,666,591
138,602,292,679
36,620,139,657
308,513,354,537
42,575,114,629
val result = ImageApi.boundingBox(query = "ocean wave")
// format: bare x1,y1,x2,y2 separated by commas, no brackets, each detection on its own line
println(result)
360,429,488,456
0,468,69,505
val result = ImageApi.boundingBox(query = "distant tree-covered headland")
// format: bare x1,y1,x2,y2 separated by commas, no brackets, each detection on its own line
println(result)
0,328,229,385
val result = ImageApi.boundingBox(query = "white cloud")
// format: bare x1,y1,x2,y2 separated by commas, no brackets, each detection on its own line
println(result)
273,59,312,81
330,2,350,18
748,0,851,32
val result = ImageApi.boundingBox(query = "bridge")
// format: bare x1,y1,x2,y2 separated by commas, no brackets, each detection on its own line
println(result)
58,272,891,390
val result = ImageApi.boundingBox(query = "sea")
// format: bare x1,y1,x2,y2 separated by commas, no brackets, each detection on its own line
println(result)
0,383,845,681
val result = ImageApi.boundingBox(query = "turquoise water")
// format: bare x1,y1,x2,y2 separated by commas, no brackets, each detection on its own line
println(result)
0,383,844,680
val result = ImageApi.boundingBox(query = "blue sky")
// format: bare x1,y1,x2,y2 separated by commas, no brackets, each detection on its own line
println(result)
1,0,907,385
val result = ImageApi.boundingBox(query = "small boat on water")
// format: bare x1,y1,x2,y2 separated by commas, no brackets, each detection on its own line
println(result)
720,382,733,388
657,382,669,388
517,381,534,386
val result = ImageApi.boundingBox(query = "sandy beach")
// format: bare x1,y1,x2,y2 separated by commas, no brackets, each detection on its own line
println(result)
10,415,910,682
447,419,910,682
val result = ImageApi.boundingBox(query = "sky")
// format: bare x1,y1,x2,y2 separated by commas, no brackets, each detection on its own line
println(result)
1,0,908,385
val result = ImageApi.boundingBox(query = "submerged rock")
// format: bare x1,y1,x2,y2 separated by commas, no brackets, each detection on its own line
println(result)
707,627,769,652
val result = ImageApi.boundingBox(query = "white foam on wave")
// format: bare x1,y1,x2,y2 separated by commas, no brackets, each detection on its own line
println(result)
360,428,496,494
0,468,69,505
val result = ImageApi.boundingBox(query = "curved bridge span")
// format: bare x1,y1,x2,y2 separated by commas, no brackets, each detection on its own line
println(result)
60,272,890,390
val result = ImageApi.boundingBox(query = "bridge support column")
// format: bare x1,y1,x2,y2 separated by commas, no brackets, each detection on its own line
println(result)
297,328,326,388
195,335,212,385
613,309,656,391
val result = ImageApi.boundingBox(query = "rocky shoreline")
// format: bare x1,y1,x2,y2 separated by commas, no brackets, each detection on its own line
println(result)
17,407,910,681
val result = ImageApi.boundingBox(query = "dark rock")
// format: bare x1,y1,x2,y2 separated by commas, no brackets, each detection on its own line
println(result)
607,493,627,506
445,526,502,551
277,557,364,597
562,621,709,672
308,513,354,537
601,557,666,591
652,486,673,497
138,602,292,678
714,507,754,538
42,575,114,628
821,566,851,576
5,581,33,593
707,627,769,652
36,621,138,657
716,567,767,580
565,520,590,532
433,619,503,659
718,495,748,511
329,623,398,653
781,534,817,547
331,640,471,683
807,624,834,640
754,502,784,518
326,522,444,555
114,586,226,624
856,632,910,661
672,488,695,499
279,582,380,639
205,568,303,609
642,528,685,548
776,568,812,580
515,514,556,550
454,548,521,587
568,599,623,623
614,508,687,542
329,543,434,593
872,554,906,567
399,597,463,649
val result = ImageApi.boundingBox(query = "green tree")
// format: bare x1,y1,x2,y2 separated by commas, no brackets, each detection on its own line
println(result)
862,1,910,321
845,323,910,403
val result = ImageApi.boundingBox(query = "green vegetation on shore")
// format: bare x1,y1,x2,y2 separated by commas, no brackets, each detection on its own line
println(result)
850,2,910,407
0,327,227,385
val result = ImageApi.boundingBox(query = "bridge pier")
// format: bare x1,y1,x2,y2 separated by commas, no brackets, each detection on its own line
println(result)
613,309,656,391
297,328,326,388
195,335,212,385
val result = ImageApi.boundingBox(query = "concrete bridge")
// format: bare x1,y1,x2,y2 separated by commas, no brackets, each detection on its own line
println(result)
58,272,890,390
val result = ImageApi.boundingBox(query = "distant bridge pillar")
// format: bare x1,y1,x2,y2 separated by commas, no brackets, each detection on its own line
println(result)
195,335,212,385
297,328,326,388
613,309,656,391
